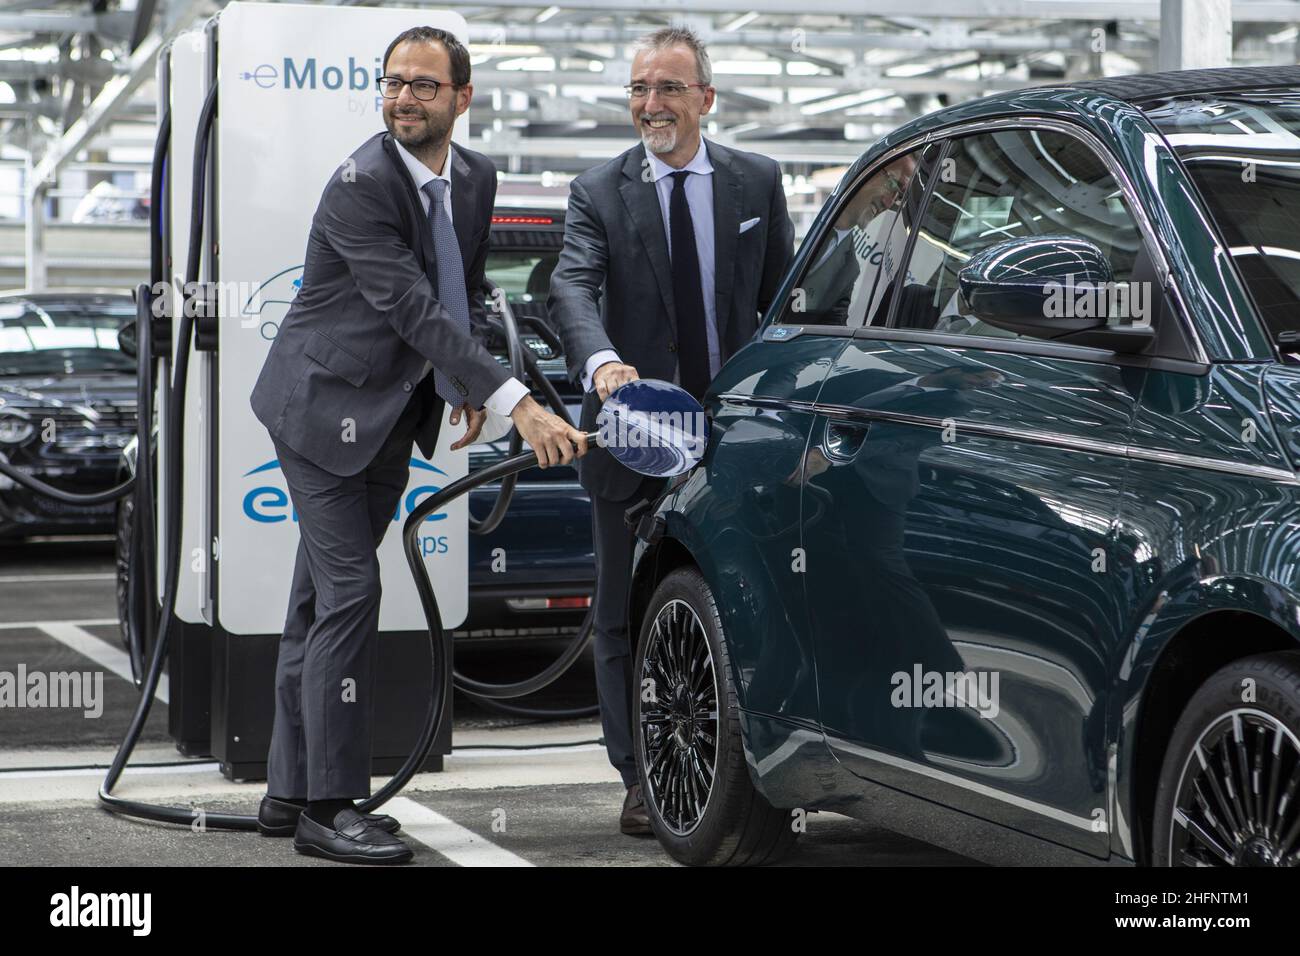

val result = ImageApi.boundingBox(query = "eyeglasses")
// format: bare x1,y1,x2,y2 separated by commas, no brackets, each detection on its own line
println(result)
377,76,457,101
624,82,709,100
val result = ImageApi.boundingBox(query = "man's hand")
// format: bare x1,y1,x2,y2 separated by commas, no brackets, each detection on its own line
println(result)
449,403,486,451
510,395,588,468
593,361,639,401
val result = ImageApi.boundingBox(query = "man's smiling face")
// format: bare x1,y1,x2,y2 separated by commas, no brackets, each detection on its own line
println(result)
628,44,714,159
381,39,470,154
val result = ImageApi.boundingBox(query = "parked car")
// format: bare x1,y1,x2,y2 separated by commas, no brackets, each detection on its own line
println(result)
627,66,1300,867
115,204,595,648
0,290,137,539
461,204,593,642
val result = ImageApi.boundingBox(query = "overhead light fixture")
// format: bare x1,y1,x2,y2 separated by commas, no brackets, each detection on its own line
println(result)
723,12,760,32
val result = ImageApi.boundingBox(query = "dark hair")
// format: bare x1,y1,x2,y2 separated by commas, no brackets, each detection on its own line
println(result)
382,26,471,86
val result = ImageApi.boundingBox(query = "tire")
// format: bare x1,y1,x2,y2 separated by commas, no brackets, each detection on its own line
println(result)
1152,651,1300,866
633,566,799,866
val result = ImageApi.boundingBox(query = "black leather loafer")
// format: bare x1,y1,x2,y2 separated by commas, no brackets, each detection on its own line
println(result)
620,783,652,835
292,808,414,864
258,795,401,837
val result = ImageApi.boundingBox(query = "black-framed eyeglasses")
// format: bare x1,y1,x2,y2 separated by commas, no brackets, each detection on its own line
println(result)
377,75,457,101
624,82,709,100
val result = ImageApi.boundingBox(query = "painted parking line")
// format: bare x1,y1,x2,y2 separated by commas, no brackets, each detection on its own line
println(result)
385,796,533,867
0,617,118,631
0,761,220,780
34,621,168,703
0,573,115,584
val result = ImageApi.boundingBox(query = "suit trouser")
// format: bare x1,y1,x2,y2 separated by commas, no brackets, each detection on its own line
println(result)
264,393,424,800
590,474,668,789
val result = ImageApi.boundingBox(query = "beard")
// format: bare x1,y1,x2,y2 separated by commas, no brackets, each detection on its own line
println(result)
386,104,454,151
639,115,679,155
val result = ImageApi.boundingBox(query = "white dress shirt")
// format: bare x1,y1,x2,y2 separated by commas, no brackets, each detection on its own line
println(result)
393,139,529,417
579,136,720,393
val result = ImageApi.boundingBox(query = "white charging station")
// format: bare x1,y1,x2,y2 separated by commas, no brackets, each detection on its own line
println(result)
157,1,474,778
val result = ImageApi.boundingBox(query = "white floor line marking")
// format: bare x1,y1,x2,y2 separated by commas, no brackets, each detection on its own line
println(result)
0,573,115,584
385,796,533,867
34,621,168,703
0,762,219,780
0,618,118,630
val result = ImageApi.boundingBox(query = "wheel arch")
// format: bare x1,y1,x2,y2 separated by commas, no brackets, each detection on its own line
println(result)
1125,599,1300,863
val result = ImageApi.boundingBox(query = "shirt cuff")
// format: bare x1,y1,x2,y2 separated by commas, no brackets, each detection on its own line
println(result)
483,377,529,417
581,349,622,393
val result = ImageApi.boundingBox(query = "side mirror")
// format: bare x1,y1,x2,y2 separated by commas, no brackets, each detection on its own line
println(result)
117,320,138,359
956,235,1154,353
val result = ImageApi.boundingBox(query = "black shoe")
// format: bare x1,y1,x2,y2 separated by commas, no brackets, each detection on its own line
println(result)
258,795,401,838
292,807,414,865
620,783,652,836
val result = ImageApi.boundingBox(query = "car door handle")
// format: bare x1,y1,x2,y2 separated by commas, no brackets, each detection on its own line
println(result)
821,419,870,462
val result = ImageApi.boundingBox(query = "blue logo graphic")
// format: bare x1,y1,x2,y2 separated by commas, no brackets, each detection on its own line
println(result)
238,65,279,89
241,457,452,556
240,56,386,112
241,265,303,341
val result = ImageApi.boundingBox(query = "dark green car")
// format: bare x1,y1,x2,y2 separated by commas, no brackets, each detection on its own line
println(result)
627,66,1300,867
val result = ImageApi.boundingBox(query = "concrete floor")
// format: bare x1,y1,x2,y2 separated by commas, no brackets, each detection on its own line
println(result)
0,536,976,867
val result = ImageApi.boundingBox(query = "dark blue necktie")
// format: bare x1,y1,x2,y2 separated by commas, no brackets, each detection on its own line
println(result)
421,177,469,405
668,170,710,401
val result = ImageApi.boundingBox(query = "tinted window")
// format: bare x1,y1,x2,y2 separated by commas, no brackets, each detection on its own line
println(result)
486,250,558,306
892,128,1145,339
777,145,933,329
1146,91,1300,342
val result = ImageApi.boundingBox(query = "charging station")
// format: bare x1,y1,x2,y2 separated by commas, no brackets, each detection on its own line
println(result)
157,2,474,780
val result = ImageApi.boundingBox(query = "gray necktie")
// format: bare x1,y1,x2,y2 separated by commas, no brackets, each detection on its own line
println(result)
420,177,469,405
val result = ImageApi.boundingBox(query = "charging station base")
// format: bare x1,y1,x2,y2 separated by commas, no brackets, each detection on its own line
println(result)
168,619,452,782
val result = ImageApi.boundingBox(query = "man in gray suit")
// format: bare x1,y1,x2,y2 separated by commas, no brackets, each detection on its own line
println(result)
548,25,794,834
250,26,586,864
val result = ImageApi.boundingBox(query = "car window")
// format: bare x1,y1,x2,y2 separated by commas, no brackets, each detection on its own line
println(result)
486,250,559,306
892,128,1147,339
1145,92,1300,345
776,144,935,330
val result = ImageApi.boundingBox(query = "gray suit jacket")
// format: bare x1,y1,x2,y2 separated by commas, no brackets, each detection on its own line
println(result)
547,139,795,500
250,133,508,478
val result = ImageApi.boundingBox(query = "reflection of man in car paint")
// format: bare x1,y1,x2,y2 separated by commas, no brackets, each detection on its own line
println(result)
793,365,1002,758
801,153,919,328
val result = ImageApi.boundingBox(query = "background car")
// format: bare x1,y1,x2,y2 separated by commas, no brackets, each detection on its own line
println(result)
460,204,594,645
627,65,1300,867
0,290,137,540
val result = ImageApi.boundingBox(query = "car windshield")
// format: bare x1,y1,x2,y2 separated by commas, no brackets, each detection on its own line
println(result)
1146,91,1300,344
486,250,558,306
0,296,136,376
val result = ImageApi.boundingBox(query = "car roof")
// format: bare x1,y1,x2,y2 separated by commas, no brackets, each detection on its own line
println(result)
1059,65,1300,105
0,288,133,303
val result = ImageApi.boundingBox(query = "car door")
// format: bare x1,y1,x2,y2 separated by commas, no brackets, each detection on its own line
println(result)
800,120,1160,858
705,143,938,727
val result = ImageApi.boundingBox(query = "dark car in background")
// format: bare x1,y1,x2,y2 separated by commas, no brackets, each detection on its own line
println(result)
0,290,137,539
628,67,1300,867
460,204,594,642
